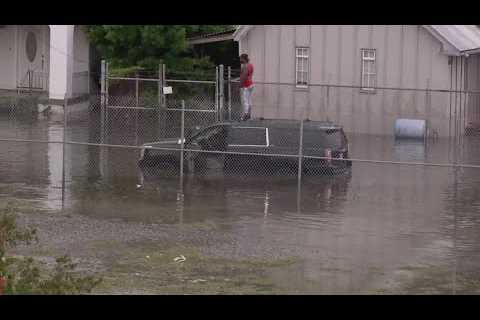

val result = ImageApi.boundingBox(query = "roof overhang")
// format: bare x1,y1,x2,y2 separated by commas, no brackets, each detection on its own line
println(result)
232,25,480,57
187,29,236,45
463,47,480,56
233,25,252,42
423,25,461,56
423,25,480,56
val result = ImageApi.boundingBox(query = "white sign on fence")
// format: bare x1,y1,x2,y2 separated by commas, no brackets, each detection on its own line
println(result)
163,86,173,95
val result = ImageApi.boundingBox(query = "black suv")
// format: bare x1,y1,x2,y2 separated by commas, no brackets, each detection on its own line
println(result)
139,119,352,174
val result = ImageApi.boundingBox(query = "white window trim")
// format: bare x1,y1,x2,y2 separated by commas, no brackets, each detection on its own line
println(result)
228,127,270,147
296,47,310,88
361,48,377,92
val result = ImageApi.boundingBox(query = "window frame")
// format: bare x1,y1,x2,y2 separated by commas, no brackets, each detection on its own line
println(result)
187,125,225,146
295,47,310,89
228,127,270,147
360,48,377,93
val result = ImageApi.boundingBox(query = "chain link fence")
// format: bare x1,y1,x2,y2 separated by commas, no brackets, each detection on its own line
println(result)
2,63,480,185
229,81,480,139
2,64,480,184
3,66,480,293
3,89,480,206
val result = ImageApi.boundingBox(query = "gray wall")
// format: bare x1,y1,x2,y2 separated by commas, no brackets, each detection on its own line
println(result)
0,25,17,90
239,25,480,137
466,54,480,125
0,25,50,91
72,26,90,96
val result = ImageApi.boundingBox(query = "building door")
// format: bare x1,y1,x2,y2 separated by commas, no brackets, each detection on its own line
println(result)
17,25,48,90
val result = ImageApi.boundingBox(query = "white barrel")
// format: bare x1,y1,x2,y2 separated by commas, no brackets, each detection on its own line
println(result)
394,119,427,140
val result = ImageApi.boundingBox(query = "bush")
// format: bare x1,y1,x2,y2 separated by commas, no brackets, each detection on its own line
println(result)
0,204,101,295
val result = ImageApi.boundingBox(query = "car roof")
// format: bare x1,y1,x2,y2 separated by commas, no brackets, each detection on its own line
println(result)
216,118,343,130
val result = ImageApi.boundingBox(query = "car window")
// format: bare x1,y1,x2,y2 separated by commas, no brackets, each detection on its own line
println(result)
228,127,268,146
188,126,224,145
268,128,300,147
303,129,346,148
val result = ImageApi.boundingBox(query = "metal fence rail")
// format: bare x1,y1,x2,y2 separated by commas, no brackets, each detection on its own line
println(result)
3,72,480,294
2,70,480,199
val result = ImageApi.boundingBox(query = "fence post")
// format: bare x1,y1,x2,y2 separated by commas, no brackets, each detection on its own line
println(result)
135,71,139,109
297,119,304,186
99,63,108,181
100,60,105,107
326,85,330,120
158,64,162,107
162,64,166,109
159,64,167,138
180,100,185,181
452,126,459,294
215,66,219,122
135,71,140,145
105,62,109,108
100,60,106,143
105,61,110,135
227,66,232,121
219,64,225,121
425,78,430,145
177,96,185,224
158,64,163,139
62,98,68,209
87,70,91,95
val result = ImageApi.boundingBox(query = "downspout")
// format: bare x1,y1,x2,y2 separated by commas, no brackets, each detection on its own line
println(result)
14,26,19,89
237,39,242,55
464,54,469,135
463,47,480,55
449,56,453,138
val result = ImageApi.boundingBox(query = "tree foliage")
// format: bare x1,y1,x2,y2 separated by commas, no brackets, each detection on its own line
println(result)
87,25,233,72
0,204,101,295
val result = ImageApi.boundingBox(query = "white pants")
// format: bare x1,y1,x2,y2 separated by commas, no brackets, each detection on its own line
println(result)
241,86,254,114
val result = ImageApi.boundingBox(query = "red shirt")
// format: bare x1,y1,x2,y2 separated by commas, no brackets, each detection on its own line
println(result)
240,63,254,88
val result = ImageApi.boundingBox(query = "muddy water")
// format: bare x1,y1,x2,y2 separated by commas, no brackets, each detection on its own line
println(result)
1,110,480,294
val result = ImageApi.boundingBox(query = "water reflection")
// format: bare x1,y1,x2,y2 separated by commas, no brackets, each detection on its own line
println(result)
46,122,63,210
2,110,480,293
393,139,426,162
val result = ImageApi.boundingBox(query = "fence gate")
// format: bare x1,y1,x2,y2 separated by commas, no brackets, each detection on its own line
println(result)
100,61,230,146
164,65,221,135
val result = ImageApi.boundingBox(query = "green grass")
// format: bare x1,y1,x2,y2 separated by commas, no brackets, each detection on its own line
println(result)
93,243,300,294
368,264,480,294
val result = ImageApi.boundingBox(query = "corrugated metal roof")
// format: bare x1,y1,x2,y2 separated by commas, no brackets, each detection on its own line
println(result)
188,29,237,42
428,25,480,52
233,25,251,42
236,25,480,55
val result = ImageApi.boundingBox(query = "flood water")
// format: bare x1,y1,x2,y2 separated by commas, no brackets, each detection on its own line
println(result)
2,106,480,294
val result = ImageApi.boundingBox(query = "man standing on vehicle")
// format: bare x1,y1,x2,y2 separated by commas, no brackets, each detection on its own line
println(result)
239,53,254,121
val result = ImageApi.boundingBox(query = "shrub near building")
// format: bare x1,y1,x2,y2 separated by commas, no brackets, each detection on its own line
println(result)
0,204,101,295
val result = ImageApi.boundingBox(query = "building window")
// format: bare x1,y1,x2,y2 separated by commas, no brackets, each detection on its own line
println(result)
296,47,309,88
26,32,37,63
361,49,376,91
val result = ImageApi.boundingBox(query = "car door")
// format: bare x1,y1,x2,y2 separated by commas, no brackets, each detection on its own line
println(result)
225,126,270,172
186,125,228,171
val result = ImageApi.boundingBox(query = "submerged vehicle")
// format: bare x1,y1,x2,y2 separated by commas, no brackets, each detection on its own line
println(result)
139,119,352,174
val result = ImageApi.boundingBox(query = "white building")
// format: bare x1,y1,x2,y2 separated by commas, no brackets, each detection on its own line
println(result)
0,25,90,103
233,25,480,137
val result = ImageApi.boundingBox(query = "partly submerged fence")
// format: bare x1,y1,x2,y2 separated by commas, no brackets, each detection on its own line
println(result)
3,70,480,293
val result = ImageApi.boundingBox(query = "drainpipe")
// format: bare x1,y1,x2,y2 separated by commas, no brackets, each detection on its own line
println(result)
464,54,469,136
462,47,480,56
